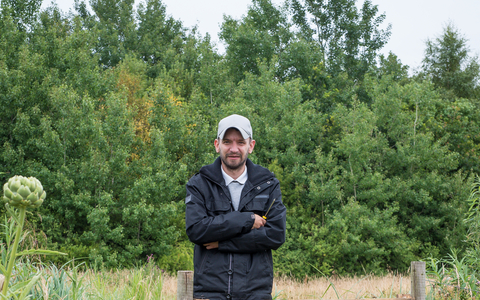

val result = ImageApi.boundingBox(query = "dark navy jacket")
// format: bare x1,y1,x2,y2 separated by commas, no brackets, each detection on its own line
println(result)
185,157,287,300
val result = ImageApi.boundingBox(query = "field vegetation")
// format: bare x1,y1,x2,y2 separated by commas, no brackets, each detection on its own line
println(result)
0,261,415,299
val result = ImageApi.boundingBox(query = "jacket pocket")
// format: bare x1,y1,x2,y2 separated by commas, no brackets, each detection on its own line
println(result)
244,194,268,213
206,197,230,214
199,252,208,275
195,248,209,275
263,250,273,271
246,253,252,274
245,251,274,293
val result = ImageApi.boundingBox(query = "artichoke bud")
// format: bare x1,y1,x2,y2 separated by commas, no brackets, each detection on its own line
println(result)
32,199,43,207
35,185,43,195
9,179,21,193
12,193,23,202
27,193,38,202
34,178,42,188
18,186,31,198
4,186,13,199
3,175,45,209
11,196,22,204
27,180,36,192
20,177,28,186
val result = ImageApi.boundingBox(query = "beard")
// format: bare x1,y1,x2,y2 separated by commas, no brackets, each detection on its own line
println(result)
220,152,248,171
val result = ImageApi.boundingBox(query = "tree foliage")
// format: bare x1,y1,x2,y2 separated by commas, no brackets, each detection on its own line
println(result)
422,23,480,99
422,24,480,174
288,0,391,78
0,0,478,278
220,0,292,82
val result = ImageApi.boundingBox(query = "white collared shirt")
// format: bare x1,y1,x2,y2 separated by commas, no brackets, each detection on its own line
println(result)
221,166,248,211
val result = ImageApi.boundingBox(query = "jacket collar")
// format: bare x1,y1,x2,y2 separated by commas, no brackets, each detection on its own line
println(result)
199,157,274,186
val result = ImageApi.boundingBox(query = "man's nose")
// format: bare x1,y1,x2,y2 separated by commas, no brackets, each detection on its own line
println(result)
230,142,239,152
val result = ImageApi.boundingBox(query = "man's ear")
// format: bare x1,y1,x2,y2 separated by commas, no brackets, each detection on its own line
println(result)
214,139,220,153
248,139,256,153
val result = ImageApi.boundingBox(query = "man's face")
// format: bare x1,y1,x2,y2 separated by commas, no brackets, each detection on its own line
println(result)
214,128,255,172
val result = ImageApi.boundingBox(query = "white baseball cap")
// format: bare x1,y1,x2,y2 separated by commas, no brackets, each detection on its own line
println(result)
217,114,253,140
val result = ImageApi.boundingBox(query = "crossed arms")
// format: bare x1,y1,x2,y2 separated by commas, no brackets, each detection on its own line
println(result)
185,181,286,254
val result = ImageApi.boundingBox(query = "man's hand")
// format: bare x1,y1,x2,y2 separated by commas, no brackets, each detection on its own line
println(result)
252,214,266,229
204,241,218,249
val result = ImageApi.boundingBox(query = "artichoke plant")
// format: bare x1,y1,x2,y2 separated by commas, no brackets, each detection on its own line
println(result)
3,175,46,209
1,175,54,298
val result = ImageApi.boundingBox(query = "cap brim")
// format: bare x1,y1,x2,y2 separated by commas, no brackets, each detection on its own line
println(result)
218,127,250,140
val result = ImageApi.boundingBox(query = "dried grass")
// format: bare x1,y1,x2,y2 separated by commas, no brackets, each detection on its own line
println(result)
161,274,178,298
272,274,410,299
80,267,167,299
159,273,410,299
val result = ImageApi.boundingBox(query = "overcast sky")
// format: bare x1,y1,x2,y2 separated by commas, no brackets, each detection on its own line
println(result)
42,0,480,73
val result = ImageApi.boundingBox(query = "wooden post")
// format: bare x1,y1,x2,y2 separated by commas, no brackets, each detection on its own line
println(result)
177,270,193,300
411,261,426,300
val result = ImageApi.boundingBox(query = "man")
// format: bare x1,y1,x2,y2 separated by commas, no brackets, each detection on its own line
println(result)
185,114,287,300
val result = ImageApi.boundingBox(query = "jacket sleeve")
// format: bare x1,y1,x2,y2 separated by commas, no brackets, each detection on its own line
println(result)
185,177,255,245
218,181,286,253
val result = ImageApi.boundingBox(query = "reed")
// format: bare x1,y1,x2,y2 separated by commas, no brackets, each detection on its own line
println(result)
22,259,166,299
81,262,165,299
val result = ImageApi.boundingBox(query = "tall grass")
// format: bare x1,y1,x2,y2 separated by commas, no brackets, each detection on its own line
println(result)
11,254,480,299
424,176,480,300
30,262,87,299
5,262,415,300
426,252,480,300
19,261,480,299
17,258,166,299
83,265,165,299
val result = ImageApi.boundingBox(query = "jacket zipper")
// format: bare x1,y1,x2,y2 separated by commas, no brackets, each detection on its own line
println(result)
227,253,232,297
206,176,274,297
227,200,233,298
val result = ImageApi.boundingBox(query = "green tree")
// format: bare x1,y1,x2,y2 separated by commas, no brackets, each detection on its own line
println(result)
136,0,185,77
194,34,233,105
376,52,409,82
0,0,42,30
421,24,480,174
428,97,480,174
422,23,480,99
277,39,320,79
2,0,478,277
89,0,136,67
369,76,469,256
220,0,292,82
289,0,391,79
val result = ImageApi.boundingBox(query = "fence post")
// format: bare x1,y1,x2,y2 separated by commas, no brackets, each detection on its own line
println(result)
177,270,193,300
411,261,426,300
